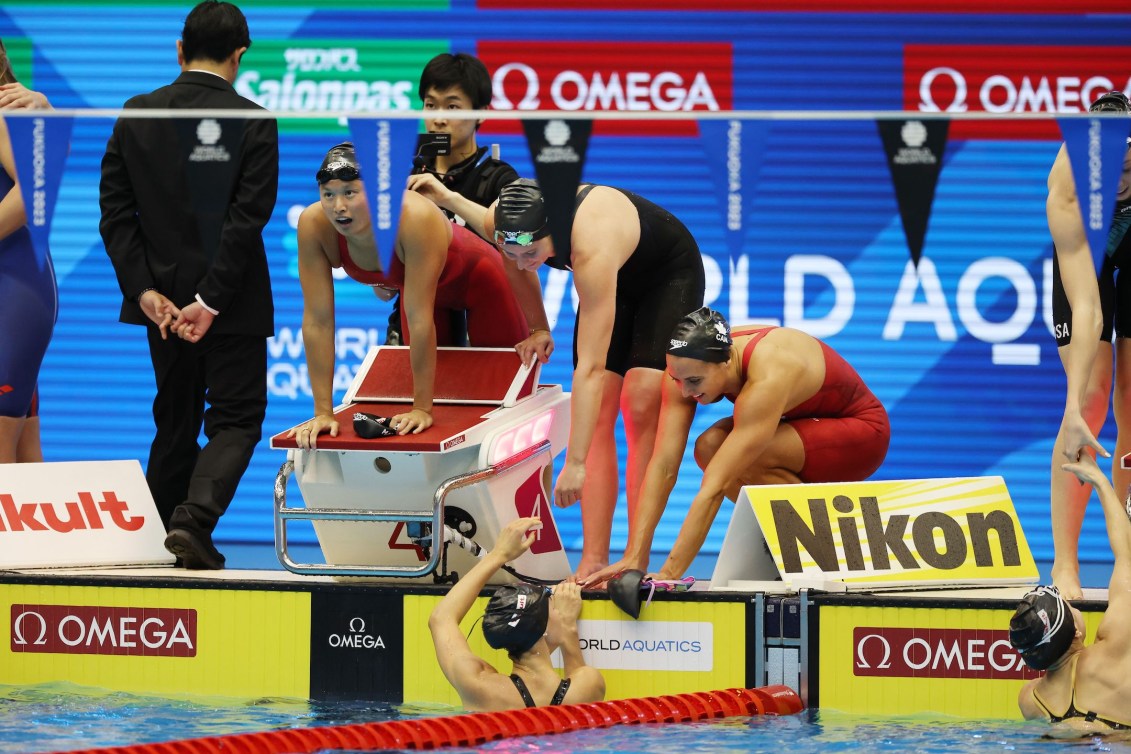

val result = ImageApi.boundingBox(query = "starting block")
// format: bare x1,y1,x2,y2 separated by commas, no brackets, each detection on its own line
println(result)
270,347,572,584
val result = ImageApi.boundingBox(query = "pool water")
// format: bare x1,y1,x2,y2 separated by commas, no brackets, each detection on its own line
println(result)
4,684,1130,754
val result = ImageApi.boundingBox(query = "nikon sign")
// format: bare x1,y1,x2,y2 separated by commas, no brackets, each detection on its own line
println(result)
712,477,1038,590
235,40,442,131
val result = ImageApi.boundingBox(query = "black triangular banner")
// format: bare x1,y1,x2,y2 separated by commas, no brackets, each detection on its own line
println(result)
174,116,245,264
877,118,949,268
520,118,592,265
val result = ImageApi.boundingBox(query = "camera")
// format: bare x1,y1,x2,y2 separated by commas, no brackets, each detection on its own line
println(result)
416,132,451,158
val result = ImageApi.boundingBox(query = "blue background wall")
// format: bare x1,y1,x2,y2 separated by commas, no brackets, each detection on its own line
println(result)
4,0,1130,572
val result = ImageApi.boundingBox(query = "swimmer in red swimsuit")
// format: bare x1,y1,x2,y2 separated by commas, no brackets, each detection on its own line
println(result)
583,307,890,584
287,143,541,445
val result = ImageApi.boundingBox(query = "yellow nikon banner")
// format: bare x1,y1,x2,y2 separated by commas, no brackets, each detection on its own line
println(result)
713,477,1038,590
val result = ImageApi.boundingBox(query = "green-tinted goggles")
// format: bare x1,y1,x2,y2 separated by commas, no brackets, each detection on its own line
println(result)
494,225,548,247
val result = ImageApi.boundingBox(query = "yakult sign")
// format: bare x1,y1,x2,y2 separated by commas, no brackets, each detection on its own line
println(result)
479,41,732,135
905,45,1131,139
0,460,173,569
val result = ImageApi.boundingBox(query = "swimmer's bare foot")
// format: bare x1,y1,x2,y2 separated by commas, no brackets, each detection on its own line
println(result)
573,557,608,584
1052,561,1083,601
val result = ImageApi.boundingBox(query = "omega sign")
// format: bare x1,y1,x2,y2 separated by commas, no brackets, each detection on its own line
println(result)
853,626,1037,680
11,604,196,657
328,617,386,650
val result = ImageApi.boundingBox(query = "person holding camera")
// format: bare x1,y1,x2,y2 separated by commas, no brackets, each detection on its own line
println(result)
384,53,522,347
1046,90,1131,599
288,142,537,444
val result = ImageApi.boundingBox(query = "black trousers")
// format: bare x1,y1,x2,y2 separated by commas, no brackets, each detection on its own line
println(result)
144,328,267,535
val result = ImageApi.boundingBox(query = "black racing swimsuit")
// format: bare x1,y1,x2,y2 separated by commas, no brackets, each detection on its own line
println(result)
510,674,571,707
548,184,706,375
1033,656,1131,731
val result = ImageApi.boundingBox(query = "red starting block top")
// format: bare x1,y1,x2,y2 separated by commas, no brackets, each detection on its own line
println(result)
346,347,536,405
271,347,542,453
271,401,494,452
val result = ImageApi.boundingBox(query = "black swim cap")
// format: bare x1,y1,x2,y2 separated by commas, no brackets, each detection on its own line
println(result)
481,584,550,656
1089,91,1130,114
667,307,732,363
494,179,549,242
316,142,361,184
1009,585,1075,671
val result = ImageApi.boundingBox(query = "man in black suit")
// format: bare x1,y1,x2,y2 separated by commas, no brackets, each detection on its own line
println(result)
99,0,278,569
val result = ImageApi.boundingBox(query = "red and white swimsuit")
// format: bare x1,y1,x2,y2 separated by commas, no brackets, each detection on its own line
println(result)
336,222,527,347
729,326,890,482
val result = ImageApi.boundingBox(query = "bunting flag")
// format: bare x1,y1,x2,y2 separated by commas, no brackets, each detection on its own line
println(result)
876,118,949,268
521,118,592,266
1056,115,1131,271
698,118,771,265
173,116,245,264
6,113,72,270
348,117,420,273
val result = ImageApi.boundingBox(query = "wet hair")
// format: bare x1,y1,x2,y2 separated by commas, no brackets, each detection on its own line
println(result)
0,40,16,86
1089,90,1130,114
1009,585,1076,671
494,179,549,238
180,1,251,66
418,53,492,111
481,584,550,657
316,142,360,184
667,307,732,363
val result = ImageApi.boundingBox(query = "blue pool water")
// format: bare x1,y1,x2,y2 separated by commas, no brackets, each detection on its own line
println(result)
5,683,1131,754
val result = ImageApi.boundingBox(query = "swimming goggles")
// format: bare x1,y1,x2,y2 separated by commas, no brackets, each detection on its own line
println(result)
494,224,549,247
316,161,361,184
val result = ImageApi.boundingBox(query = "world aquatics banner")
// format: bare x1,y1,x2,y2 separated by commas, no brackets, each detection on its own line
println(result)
4,2,1131,571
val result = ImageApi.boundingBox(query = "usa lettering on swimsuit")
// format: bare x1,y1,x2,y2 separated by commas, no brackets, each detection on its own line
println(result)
770,494,1022,574
0,491,144,533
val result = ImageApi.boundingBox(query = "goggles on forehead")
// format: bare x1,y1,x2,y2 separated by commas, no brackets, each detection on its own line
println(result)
316,161,361,185
494,224,549,247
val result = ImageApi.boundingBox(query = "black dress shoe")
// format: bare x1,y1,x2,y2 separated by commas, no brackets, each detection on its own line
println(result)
164,528,226,570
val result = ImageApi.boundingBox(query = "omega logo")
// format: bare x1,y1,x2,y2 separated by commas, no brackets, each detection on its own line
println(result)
327,616,386,649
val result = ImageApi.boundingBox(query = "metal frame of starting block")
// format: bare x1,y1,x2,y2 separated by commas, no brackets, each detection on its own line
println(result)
270,347,572,583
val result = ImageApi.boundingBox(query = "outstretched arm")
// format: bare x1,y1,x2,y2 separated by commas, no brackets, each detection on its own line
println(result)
396,193,446,435
583,376,696,585
655,357,798,580
428,517,542,706
1048,145,1108,462
288,207,339,449
553,253,618,508
1061,456,1131,616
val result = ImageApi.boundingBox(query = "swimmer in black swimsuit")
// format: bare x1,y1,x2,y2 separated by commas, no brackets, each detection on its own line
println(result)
428,517,605,712
486,180,705,579
1047,90,1131,600
1010,453,1131,737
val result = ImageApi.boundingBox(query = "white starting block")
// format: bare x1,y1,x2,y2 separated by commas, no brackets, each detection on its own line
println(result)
270,347,572,584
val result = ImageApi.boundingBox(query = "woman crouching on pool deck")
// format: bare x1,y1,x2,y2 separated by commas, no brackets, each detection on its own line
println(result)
582,307,891,585
288,143,542,447
1009,454,1131,737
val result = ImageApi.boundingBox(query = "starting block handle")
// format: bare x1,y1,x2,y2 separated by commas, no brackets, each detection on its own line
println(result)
272,441,551,578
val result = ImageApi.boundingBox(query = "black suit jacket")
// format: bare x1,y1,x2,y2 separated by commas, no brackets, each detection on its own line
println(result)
99,70,278,337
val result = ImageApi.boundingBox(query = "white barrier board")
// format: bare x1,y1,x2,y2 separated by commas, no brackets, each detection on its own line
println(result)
0,460,174,569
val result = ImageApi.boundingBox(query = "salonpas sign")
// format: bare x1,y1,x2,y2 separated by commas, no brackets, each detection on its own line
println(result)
235,40,443,123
